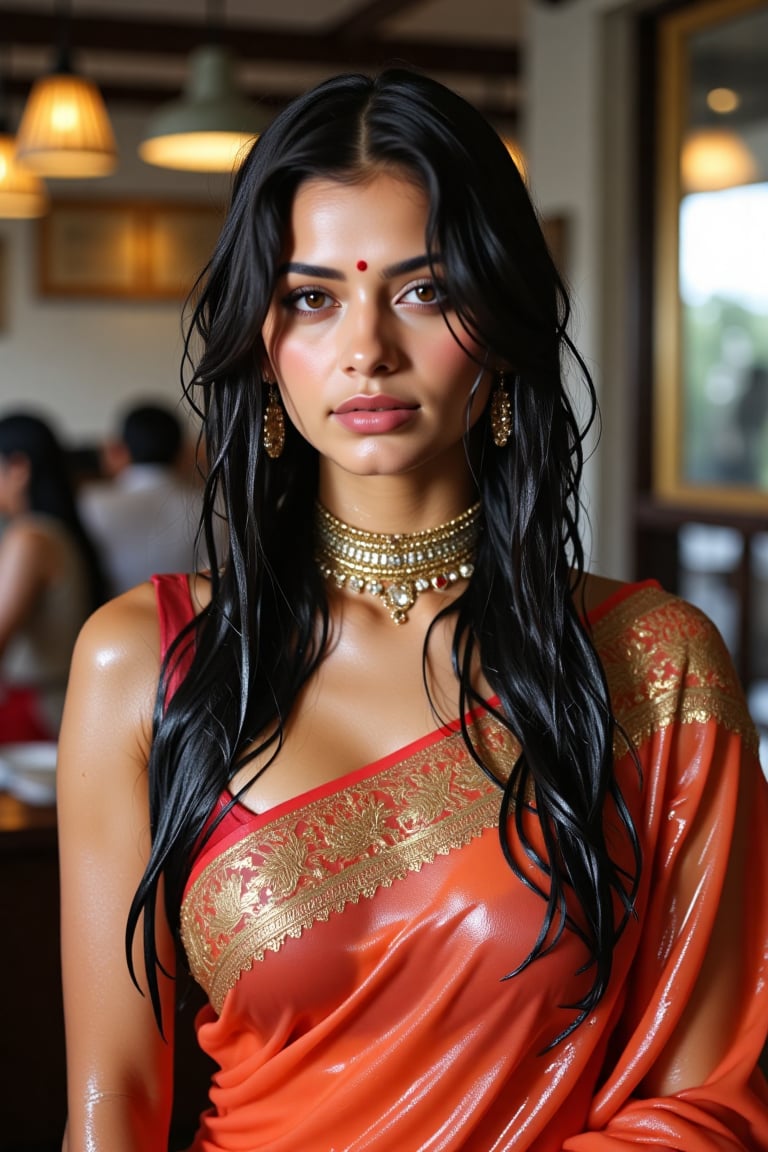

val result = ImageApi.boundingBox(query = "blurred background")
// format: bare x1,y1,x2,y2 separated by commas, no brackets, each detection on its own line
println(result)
0,0,766,1147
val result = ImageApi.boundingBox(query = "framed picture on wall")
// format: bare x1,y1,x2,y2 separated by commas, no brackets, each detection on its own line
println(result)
38,199,225,300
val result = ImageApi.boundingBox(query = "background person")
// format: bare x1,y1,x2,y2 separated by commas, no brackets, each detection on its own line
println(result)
79,401,203,595
58,70,768,1151
0,411,104,743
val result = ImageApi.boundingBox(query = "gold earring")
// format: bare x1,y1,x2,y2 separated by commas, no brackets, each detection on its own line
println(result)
263,382,285,459
490,373,512,448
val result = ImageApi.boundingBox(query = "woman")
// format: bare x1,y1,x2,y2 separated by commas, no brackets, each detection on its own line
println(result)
58,70,768,1151
0,412,104,742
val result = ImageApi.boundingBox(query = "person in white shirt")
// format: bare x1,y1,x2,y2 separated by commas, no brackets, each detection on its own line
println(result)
79,402,202,596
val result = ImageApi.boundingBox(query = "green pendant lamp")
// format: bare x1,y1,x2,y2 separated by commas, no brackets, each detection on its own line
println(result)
138,32,267,174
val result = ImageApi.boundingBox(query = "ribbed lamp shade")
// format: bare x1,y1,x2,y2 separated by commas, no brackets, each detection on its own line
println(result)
139,46,265,173
0,133,49,217
16,72,117,178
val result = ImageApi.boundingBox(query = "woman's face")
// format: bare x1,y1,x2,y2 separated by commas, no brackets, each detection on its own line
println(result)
261,171,493,487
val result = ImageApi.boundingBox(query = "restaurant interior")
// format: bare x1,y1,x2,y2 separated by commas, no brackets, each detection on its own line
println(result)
0,0,767,1146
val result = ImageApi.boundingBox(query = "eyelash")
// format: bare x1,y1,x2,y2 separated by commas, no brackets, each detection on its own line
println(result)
281,277,447,315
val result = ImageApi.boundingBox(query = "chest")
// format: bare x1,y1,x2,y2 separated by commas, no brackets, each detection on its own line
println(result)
230,606,491,814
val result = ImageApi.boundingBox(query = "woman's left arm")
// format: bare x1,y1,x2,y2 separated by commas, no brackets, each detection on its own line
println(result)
565,618,768,1150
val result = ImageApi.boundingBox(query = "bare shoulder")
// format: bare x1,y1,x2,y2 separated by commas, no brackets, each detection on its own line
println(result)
62,581,162,769
0,515,58,563
73,580,161,676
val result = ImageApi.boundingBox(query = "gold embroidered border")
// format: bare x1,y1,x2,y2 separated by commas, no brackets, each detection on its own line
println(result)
181,716,519,1011
592,586,758,756
182,587,757,1010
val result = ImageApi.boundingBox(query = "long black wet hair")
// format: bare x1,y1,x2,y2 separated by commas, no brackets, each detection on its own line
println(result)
0,411,105,610
128,68,641,1045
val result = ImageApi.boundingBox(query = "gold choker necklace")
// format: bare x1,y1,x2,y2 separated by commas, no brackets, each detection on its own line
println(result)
315,501,481,625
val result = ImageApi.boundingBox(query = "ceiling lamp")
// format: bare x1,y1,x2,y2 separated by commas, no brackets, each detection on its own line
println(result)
138,44,266,173
14,0,117,178
681,127,758,193
0,131,49,218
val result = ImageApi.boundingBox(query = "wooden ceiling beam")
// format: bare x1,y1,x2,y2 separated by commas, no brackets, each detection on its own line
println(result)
2,9,519,76
331,0,424,39
2,73,519,128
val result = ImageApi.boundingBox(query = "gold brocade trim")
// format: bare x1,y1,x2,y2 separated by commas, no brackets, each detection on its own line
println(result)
591,586,758,757
181,587,758,1010
181,715,520,1011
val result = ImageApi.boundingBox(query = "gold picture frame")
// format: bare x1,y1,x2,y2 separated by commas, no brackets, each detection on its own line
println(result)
654,0,768,512
38,199,225,300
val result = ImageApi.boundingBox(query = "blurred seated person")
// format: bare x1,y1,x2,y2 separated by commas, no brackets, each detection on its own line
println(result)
79,401,203,596
0,412,104,743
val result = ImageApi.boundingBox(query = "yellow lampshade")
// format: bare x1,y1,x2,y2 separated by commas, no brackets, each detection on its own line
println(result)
681,127,758,193
16,71,117,178
139,128,256,173
0,133,49,217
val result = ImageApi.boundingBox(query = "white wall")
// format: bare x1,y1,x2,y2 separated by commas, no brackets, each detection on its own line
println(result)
526,0,640,579
0,109,230,444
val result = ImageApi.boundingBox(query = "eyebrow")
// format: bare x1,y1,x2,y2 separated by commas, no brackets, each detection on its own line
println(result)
276,254,441,281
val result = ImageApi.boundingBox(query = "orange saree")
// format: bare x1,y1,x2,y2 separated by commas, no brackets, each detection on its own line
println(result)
152,575,768,1151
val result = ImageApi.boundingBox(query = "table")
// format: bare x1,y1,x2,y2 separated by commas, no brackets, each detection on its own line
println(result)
0,794,212,1151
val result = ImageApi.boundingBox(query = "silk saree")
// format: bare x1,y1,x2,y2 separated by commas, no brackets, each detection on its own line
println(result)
152,574,768,1151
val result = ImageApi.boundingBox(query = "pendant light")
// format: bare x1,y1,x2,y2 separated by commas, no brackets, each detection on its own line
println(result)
0,53,49,218
138,1,266,173
15,0,117,178
0,132,49,218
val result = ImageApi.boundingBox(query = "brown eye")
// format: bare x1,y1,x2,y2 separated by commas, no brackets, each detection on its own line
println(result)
299,290,329,311
398,280,445,307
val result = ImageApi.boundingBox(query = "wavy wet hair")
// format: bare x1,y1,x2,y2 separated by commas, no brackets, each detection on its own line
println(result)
128,68,640,1047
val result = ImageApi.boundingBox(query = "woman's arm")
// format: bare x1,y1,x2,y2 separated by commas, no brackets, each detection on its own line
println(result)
57,583,176,1152
0,520,55,657
563,600,768,1150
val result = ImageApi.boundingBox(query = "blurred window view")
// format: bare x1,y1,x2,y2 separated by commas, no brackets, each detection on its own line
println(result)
678,5,768,492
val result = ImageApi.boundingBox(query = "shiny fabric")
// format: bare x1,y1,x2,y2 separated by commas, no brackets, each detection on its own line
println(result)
152,575,768,1151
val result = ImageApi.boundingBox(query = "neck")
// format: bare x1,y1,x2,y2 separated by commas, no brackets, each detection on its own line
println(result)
314,498,482,625
317,470,479,537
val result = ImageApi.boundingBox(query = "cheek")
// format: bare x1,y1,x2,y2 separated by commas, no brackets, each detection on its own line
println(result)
423,329,483,383
267,323,332,388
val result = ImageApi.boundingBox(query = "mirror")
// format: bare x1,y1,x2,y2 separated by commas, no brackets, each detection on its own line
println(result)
654,0,768,510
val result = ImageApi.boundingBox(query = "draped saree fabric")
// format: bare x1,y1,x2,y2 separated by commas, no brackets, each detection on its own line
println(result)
151,574,768,1151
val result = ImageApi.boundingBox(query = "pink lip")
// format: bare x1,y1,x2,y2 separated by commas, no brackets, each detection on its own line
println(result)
334,408,417,434
334,394,417,415
333,394,419,435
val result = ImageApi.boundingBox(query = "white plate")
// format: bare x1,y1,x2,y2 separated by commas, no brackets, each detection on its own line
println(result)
0,741,58,805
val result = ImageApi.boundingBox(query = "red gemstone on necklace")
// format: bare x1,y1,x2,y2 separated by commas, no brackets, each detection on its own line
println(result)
432,574,449,590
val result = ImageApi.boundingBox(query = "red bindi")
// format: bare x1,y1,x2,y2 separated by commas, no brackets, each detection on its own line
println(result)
356,260,368,271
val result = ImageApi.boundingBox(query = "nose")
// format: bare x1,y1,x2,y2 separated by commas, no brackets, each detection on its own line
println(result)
340,298,399,378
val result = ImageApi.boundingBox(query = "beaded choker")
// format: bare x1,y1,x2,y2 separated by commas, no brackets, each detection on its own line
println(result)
315,501,481,625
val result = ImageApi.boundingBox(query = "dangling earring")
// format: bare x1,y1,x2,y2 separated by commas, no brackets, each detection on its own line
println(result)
490,372,512,448
263,381,285,459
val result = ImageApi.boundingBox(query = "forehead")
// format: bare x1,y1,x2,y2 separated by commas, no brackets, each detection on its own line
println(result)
283,172,431,256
